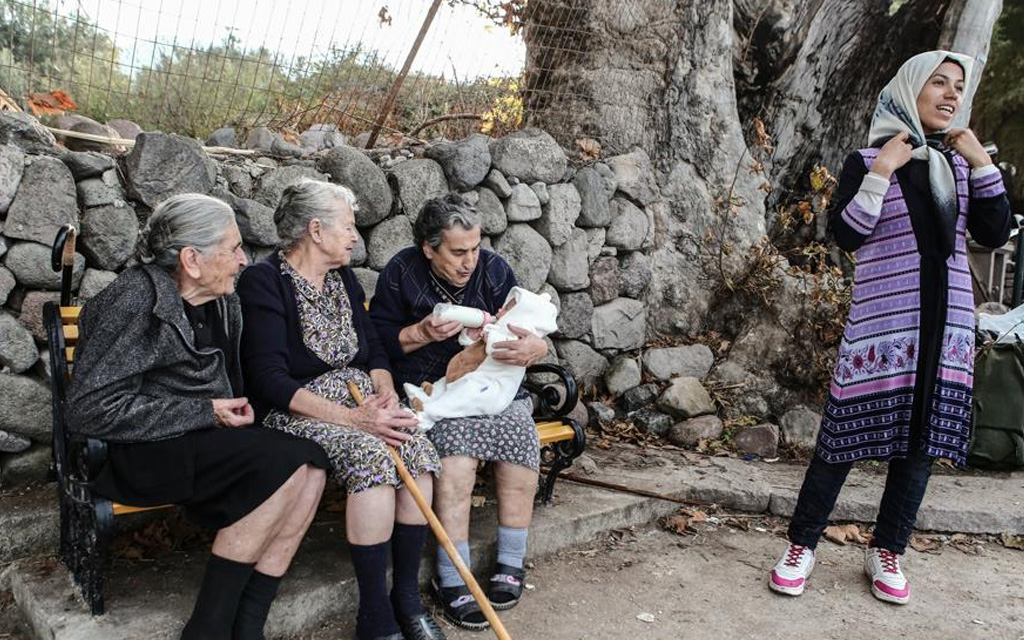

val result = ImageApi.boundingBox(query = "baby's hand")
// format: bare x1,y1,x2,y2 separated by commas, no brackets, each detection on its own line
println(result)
465,326,486,341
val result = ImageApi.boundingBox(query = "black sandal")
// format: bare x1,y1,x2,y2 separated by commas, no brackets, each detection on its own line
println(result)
432,580,490,631
487,563,526,611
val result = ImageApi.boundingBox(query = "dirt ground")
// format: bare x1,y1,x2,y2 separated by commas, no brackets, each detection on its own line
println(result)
6,517,1024,640
0,589,30,640
291,517,1024,640
437,524,1024,640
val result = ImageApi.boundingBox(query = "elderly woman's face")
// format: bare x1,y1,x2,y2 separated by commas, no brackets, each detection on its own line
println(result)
424,225,482,287
196,221,247,297
916,61,964,135
318,201,359,267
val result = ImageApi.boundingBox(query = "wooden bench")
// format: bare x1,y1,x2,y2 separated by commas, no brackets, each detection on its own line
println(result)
44,226,585,615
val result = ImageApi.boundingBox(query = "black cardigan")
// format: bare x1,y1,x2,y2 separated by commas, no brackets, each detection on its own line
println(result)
236,253,390,424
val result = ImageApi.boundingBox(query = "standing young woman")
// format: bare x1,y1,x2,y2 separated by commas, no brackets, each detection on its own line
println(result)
768,51,1011,605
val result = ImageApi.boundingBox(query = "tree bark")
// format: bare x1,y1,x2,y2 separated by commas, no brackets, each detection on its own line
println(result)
522,0,1002,335
519,0,1003,413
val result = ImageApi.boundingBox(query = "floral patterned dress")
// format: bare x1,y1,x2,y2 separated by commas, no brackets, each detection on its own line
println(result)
263,258,440,494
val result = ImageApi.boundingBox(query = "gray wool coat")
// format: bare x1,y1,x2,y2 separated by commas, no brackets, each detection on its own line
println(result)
66,265,242,443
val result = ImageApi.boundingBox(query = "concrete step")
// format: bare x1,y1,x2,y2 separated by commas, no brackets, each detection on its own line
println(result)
7,446,1024,640
5,480,677,640
0,485,59,565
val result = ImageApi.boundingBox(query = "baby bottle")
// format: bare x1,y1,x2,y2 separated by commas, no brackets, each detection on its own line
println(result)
433,303,492,328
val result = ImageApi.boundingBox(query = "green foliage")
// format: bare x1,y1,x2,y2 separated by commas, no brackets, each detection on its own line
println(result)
0,0,521,140
0,0,129,118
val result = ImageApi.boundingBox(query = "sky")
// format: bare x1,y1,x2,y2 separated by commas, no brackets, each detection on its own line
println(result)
61,0,526,80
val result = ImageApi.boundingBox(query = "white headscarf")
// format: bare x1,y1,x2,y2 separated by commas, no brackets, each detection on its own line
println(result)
868,51,973,238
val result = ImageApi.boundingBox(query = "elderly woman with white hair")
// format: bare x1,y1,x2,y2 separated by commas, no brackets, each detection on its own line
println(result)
768,50,1011,606
236,179,444,640
67,193,330,640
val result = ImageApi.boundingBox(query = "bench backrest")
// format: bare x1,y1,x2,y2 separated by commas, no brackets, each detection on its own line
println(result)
44,302,80,494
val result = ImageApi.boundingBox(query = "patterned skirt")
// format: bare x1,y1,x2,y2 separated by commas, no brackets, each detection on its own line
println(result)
264,368,441,494
427,394,540,472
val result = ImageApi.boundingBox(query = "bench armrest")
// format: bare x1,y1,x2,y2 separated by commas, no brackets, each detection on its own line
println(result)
524,363,579,421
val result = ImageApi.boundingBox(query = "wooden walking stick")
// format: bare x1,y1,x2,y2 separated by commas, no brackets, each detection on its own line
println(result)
346,382,514,640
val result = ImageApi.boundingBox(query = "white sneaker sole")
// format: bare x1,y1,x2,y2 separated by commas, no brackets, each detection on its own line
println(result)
864,556,910,605
768,573,805,597
868,580,910,605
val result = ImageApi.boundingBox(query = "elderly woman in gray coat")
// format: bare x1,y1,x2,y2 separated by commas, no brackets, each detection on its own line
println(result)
67,193,330,640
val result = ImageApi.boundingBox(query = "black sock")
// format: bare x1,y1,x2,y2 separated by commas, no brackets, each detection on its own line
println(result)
181,554,254,640
232,570,281,640
390,523,428,618
350,541,400,639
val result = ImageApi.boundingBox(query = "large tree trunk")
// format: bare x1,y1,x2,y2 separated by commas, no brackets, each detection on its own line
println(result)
521,0,1002,412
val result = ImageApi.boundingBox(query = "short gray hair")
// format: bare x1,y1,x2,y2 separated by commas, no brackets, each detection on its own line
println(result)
138,194,235,273
274,179,358,251
413,194,480,250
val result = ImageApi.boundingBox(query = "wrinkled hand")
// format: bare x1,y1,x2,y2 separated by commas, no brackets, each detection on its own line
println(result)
415,314,462,343
945,127,992,168
872,131,913,179
491,325,548,367
349,394,419,447
213,397,255,428
368,386,400,410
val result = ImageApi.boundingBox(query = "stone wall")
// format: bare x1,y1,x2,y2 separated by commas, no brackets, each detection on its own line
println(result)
0,111,673,487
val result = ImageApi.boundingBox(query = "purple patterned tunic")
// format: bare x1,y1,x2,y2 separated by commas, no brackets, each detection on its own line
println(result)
819,148,1007,466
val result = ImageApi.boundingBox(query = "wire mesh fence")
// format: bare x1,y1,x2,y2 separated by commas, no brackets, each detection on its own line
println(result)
0,0,539,142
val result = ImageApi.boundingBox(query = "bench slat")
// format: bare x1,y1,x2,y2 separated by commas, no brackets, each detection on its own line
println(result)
112,503,174,516
60,306,81,321
537,421,575,445
63,325,79,342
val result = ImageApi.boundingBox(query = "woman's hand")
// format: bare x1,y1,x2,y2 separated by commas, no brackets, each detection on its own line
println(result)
369,369,400,409
872,131,913,179
400,314,463,353
491,325,549,367
348,394,419,447
945,127,993,168
213,397,255,428
417,314,463,342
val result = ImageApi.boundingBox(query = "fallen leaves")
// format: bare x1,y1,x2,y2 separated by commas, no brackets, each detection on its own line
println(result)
111,511,210,560
662,508,709,536
1000,533,1024,550
909,535,943,554
27,89,76,117
823,524,870,546
576,138,601,160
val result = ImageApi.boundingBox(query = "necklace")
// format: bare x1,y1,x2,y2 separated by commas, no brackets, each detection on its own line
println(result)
428,268,466,305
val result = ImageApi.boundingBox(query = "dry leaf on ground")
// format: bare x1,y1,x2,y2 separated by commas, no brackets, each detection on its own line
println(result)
662,509,709,536
823,524,869,545
909,535,943,554
1000,533,1024,550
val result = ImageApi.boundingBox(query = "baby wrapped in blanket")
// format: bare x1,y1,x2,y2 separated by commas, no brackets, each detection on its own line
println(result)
404,286,559,430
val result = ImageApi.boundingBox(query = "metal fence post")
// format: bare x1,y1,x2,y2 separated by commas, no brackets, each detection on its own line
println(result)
365,0,444,149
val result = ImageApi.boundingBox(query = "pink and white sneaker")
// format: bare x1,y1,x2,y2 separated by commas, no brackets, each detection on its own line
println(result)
864,547,910,604
769,543,815,596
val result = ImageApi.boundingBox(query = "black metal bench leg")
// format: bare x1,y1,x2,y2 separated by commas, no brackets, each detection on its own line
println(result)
66,495,114,615
58,487,72,567
540,454,573,505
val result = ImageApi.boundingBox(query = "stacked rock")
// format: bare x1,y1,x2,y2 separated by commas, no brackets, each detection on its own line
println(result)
0,110,673,487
